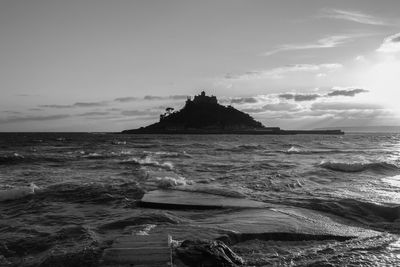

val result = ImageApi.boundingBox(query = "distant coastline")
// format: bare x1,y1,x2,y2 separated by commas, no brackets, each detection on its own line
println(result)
314,126,400,133
122,128,344,135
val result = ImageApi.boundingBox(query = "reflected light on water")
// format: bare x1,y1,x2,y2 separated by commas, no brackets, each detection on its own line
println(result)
388,239,400,259
382,175,400,188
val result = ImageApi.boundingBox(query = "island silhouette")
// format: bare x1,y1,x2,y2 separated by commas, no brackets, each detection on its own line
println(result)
122,91,344,135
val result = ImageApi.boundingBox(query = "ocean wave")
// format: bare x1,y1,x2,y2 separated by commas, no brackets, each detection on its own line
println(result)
112,140,127,145
120,156,174,170
319,160,399,173
82,151,131,159
0,153,25,164
153,176,189,188
286,146,301,153
216,144,263,152
82,152,108,159
135,224,156,235
99,211,185,231
120,150,133,155
238,144,263,150
28,181,145,204
284,147,360,155
0,153,70,165
1,225,101,266
307,198,400,229
143,170,191,190
143,150,191,158
144,151,178,156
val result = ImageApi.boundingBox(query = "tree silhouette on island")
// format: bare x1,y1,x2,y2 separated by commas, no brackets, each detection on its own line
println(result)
122,91,344,135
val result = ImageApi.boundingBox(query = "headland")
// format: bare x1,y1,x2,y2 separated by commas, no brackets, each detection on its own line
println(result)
122,91,344,135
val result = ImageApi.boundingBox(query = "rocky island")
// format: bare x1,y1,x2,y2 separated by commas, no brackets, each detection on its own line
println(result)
122,91,344,135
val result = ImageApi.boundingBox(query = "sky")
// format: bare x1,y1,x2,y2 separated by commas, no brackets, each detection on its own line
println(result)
1,0,400,131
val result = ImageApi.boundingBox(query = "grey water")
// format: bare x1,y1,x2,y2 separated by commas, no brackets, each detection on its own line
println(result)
1,132,400,266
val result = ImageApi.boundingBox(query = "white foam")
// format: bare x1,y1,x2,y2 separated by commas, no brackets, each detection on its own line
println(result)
287,146,301,153
143,169,192,190
123,156,174,170
83,152,110,159
0,183,39,201
147,175,190,189
120,150,133,155
135,224,156,235
319,160,368,172
113,140,127,145
382,175,400,188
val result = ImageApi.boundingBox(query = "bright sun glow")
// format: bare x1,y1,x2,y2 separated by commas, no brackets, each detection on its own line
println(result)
357,54,400,115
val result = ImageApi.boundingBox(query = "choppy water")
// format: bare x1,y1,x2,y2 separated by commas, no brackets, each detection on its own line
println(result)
1,132,400,266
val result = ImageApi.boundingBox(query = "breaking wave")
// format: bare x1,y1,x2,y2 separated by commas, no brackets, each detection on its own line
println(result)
319,160,400,173
284,147,361,155
146,175,190,189
120,156,174,170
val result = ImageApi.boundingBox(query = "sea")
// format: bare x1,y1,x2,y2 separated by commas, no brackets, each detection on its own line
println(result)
1,132,400,266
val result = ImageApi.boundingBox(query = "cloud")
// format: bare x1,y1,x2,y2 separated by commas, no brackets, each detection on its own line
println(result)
263,35,353,56
320,9,387,25
114,97,138,102
144,95,189,100
121,110,160,116
377,32,400,53
311,102,383,111
226,63,342,80
78,112,110,117
16,94,40,97
262,103,301,112
39,104,73,108
3,110,22,114
169,95,189,100
0,114,70,124
40,94,188,112
279,93,321,102
278,88,368,102
74,102,107,107
39,101,107,108
144,95,164,100
230,97,258,104
327,88,368,97
114,95,188,102
242,102,300,113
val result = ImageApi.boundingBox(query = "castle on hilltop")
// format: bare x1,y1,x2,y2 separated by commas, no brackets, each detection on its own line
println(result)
122,90,344,135
186,91,218,105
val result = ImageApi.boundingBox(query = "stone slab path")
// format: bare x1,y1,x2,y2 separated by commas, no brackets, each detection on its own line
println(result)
139,189,268,209
100,234,172,267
